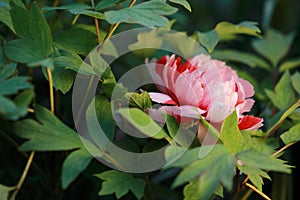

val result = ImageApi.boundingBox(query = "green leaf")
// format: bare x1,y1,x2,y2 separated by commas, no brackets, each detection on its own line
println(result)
0,63,16,78
279,57,300,72
0,184,15,200
0,0,25,32
104,0,178,27
197,30,219,53
43,3,91,11
14,105,82,151
237,165,270,191
0,65,33,120
251,28,295,67
280,124,300,144
0,76,31,95
4,39,46,64
167,0,191,12
212,49,271,71
289,108,300,122
126,91,152,110
61,148,93,189
172,145,236,196
291,72,300,95
117,108,169,140
86,94,115,143
183,180,199,200
220,111,250,153
95,170,146,199
165,115,195,147
8,89,35,119
43,67,74,94
53,49,95,75
237,148,291,173
43,3,105,19
54,26,98,56
4,2,52,64
28,58,54,70
164,146,200,169
267,100,300,134
215,21,261,40
69,9,105,19
96,0,118,10
265,71,296,110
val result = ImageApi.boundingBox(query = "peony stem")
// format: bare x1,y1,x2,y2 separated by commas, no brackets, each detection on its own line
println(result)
11,67,55,199
245,183,271,200
10,152,35,200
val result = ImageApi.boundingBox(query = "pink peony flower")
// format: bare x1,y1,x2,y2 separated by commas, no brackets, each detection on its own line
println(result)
146,54,263,132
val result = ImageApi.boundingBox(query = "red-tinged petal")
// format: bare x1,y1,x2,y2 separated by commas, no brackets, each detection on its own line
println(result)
238,115,263,130
148,92,177,105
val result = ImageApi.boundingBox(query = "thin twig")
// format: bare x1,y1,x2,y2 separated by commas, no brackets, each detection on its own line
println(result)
46,67,55,113
10,67,55,199
272,142,295,157
53,0,60,7
145,175,155,200
10,152,35,200
94,18,101,43
245,183,271,200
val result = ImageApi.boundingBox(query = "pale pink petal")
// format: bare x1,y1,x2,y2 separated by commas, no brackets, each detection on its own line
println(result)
159,105,205,119
236,99,255,117
148,108,166,123
148,92,177,105
236,78,254,99
174,73,204,107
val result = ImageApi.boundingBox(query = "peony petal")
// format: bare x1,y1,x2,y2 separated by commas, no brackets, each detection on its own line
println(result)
238,115,263,130
236,78,254,99
236,99,255,117
148,92,177,105
174,73,204,107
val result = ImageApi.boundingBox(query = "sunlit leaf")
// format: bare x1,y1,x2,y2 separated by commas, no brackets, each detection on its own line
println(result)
291,72,300,95
280,124,300,144
238,165,270,191
126,91,152,110
220,111,250,153
95,170,146,199
279,57,300,72
215,21,261,40
117,108,169,140
104,0,178,27
237,148,291,173
0,184,15,200
172,145,236,200
252,28,295,67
